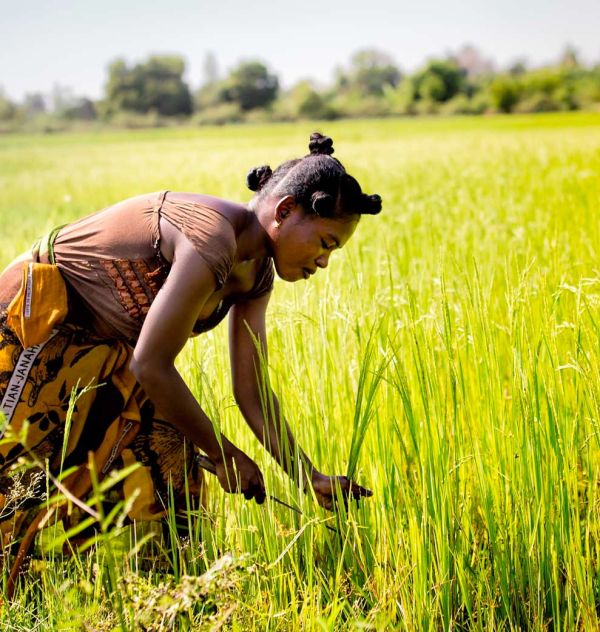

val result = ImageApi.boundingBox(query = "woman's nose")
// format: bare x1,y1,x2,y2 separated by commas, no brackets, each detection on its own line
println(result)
316,253,330,268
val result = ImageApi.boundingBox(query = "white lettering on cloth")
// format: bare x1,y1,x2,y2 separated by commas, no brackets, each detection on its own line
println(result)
0,331,58,432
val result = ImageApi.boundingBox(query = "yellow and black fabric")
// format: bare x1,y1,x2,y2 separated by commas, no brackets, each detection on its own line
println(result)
0,249,204,588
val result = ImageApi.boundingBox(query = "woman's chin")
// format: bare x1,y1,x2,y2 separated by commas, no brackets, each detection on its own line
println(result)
275,265,303,282
279,272,302,283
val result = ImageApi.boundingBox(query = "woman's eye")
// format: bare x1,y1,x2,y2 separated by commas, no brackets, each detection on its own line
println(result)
321,240,332,250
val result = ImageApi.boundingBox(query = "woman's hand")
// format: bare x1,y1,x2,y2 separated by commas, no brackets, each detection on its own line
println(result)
214,448,266,504
310,470,373,511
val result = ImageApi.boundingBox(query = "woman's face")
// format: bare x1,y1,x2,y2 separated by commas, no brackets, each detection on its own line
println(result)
268,196,359,282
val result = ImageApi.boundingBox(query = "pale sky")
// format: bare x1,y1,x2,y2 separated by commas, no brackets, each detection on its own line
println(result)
1,0,599,100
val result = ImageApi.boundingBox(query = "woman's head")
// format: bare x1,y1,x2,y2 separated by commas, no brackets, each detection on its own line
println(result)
247,132,382,221
248,133,382,282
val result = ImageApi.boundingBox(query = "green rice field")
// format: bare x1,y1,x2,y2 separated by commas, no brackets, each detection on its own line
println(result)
1,112,600,630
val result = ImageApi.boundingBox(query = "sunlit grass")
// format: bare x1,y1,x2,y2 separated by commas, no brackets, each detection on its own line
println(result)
1,112,600,629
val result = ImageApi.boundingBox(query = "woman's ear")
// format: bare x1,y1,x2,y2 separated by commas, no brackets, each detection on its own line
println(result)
274,195,297,224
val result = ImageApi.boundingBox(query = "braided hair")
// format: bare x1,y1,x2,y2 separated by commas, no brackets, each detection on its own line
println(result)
246,132,382,220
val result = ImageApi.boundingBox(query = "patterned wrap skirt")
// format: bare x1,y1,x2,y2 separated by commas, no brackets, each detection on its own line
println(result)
0,304,204,549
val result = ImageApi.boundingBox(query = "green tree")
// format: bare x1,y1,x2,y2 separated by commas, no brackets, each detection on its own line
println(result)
419,73,447,101
337,49,401,96
489,75,522,112
219,61,279,111
387,77,417,114
0,89,17,121
284,81,338,120
61,97,97,120
413,59,465,102
508,59,528,76
105,56,192,116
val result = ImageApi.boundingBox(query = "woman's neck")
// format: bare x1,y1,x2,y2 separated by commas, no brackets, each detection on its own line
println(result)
234,206,271,262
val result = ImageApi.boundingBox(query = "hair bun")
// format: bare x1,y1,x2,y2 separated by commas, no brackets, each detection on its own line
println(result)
361,193,382,215
308,132,334,156
246,165,273,192
311,191,335,215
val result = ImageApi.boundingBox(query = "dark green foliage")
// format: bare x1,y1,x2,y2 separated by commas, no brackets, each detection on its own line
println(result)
489,75,523,113
218,61,279,111
3,45,600,131
412,59,466,103
297,89,336,120
105,55,193,117
280,81,339,120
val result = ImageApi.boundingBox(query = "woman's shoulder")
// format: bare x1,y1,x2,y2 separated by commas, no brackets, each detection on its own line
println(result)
160,192,241,247
163,192,247,228
160,193,246,290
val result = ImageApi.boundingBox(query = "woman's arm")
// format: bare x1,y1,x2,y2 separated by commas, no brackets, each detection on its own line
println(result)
229,295,372,509
229,293,315,486
129,236,264,503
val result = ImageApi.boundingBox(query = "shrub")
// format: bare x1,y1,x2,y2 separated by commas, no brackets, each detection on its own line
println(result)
192,102,243,126
489,76,522,113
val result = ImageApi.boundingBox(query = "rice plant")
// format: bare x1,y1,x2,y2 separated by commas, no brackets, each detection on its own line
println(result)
0,112,599,629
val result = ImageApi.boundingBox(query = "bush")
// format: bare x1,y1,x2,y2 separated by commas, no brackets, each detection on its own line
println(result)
26,114,71,133
468,91,491,114
108,110,166,129
439,92,490,115
414,98,439,115
440,94,471,115
0,94,18,121
386,79,417,115
575,74,600,107
331,93,391,118
513,94,563,113
274,82,339,121
489,76,522,113
192,102,243,126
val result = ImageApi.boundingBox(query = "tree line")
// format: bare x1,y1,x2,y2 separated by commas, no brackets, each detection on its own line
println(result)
1,45,599,131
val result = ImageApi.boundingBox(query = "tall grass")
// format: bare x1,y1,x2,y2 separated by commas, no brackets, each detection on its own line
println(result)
1,113,599,629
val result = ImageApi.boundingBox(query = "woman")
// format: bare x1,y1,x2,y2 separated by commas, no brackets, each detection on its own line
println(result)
0,133,380,562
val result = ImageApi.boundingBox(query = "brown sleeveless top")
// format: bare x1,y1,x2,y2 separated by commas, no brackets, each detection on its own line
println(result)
53,191,274,343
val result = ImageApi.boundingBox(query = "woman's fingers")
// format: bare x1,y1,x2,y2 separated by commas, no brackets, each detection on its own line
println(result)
330,476,373,498
254,487,266,505
315,491,334,511
347,479,373,499
215,450,265,504
312,474,374,511
243,482,266,504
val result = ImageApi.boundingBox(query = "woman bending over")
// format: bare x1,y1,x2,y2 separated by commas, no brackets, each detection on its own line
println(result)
0,133,381,565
